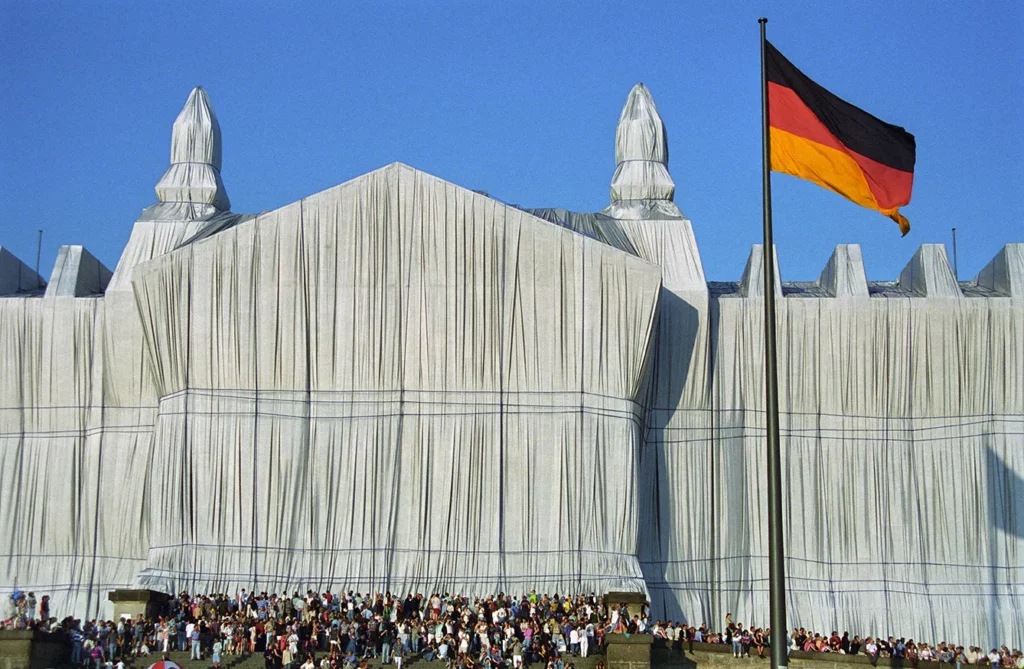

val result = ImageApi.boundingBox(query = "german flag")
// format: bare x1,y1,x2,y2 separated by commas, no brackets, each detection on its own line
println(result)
766,41,916,235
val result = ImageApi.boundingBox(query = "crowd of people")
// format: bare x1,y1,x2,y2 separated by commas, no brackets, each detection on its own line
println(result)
676,615,1024,669
3,589,1022,669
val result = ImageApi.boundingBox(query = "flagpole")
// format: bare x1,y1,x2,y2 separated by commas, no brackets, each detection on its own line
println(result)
759,17,788,669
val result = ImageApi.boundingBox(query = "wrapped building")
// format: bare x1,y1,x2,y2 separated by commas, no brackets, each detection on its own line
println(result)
1,85,1021,647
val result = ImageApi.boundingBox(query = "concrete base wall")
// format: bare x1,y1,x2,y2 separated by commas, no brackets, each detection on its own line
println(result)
0,631,70,669
108,589,171,621
653,642,949,669
608,635,655,669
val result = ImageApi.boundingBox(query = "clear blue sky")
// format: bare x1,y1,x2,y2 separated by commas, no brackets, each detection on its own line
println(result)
1,1,1021,282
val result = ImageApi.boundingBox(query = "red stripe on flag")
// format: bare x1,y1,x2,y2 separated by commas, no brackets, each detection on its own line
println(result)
769,82,913,211
769,82,846,153
848,148,914,211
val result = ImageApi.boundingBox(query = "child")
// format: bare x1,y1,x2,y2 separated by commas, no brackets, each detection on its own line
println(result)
213,637,223,669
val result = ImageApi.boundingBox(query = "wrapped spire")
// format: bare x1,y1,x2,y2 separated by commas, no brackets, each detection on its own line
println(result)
154,86,230,212
609,83,676,202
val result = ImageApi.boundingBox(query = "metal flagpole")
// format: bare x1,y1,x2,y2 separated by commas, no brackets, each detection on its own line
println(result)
952,227,959,280
759,17,788,669
36,229,43,278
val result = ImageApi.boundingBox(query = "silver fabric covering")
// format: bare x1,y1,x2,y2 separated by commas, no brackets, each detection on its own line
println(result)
44,246,112,297
154,86,230,214
816,244,870,297
898,244,963,297
610,83,675,203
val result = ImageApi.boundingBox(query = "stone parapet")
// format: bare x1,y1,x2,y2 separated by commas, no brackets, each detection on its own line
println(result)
608,633,655,669
653,640,950,669
108,589,172,621
0,631,70,669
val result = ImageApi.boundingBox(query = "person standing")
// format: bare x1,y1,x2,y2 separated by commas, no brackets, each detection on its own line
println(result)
381,628,392,665
71,626,84,665
191,624,202,660
288,627,300,664
282,639,293,669
410,620,420,654
393,636,405,669
26,593,37,622
90,641,105,669
265,644,282,669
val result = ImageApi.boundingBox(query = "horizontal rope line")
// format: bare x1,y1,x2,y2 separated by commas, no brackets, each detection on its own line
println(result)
169,399,642,415
643,576,1023,588
154,407,640,417
139,566,644,582
0,430,155,440
166,387,643,406
640,555,1024,569
2,399,1016,423
2,582,134,591
647,406,1024,421
150,544,635,557
165,161,221,170
0,553,146,561
644,431,1024,445
645,584,1024,597
4,399,1018,424
653,417,1024,433
0,405,156,411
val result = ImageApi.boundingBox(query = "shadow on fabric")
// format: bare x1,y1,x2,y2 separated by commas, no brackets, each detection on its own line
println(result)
639,287,704,623
984,446,1024,648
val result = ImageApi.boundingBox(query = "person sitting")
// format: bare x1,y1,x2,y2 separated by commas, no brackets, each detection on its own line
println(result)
437,637,451,665
740,627,752,657
754,628,766,658
732,625,744,657
865,637,880,666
